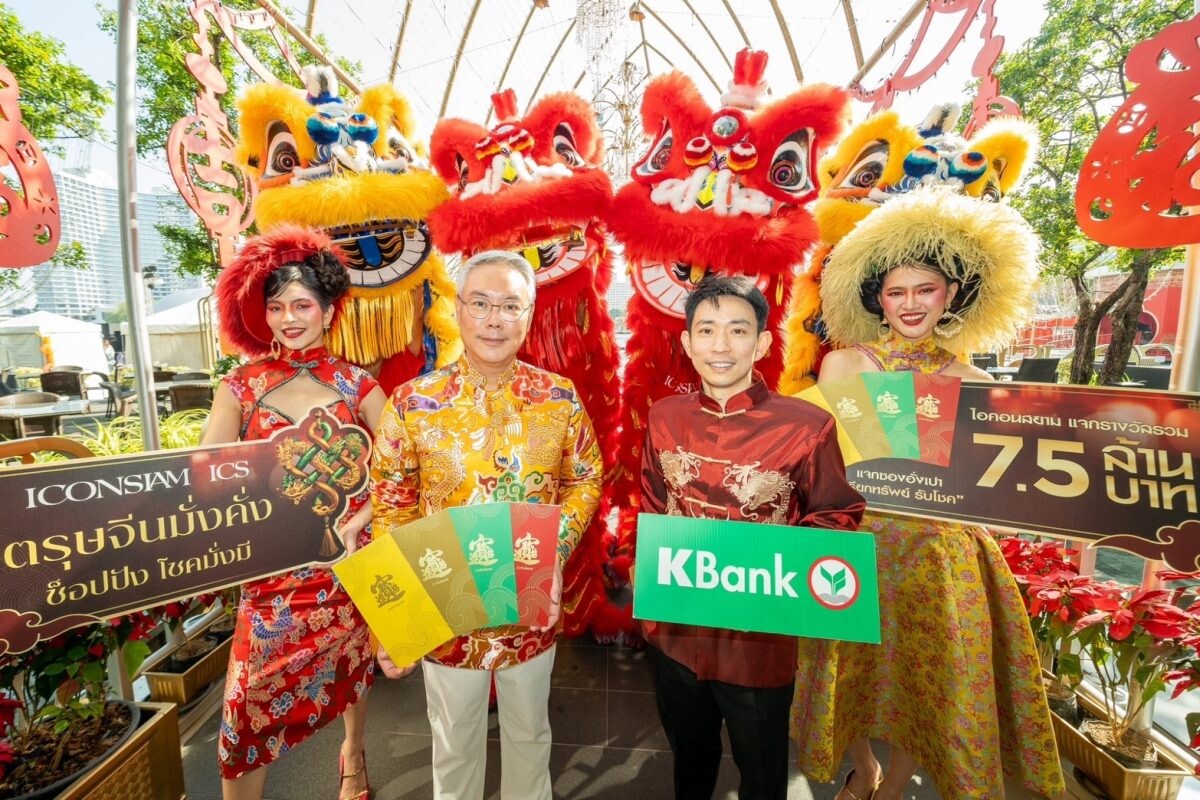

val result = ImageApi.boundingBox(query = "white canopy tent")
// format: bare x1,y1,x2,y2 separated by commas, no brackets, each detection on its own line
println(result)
0,311,107,373
143,297,216,370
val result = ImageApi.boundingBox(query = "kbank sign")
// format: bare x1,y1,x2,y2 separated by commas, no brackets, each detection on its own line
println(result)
633,514,880,644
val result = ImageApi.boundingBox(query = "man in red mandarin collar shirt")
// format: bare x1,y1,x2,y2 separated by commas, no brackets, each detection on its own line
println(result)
638,275,865,800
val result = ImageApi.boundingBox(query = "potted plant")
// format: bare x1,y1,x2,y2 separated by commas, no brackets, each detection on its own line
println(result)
0,613,162,799
1000,537,1200,799
999,537,1103,719
142,592,237,707
1067,576,1200,760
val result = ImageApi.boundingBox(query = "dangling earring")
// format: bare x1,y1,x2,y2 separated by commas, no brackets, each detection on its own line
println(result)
877,318,891,337
934,309,964,338
269,338,281,360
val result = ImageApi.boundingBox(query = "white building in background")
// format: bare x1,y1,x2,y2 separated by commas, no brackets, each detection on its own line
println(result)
21,167,203,320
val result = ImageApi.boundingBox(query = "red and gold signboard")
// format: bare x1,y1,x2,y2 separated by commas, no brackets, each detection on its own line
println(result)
841,382,1200,570
0,408,369,655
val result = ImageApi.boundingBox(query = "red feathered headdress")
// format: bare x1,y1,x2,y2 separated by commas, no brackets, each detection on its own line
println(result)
216,225,344,357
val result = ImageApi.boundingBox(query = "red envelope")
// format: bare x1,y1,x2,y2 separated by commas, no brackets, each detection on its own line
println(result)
913,373,962,467
509,503,562,628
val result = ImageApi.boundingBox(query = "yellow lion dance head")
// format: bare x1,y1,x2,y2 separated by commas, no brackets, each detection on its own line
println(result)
236,65,461,391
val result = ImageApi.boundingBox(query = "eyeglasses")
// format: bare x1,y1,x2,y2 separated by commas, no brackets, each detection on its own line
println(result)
457,295,531,322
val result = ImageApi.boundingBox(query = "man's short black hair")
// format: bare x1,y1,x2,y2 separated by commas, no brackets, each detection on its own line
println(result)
684,274,770,333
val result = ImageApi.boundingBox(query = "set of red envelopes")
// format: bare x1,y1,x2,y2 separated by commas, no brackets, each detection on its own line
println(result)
334,502,561,665
797,372,963,466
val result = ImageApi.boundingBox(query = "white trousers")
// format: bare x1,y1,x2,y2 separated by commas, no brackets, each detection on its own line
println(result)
422,645,557,800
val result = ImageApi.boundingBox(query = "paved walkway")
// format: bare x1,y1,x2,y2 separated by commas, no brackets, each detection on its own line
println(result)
179,637,1061,800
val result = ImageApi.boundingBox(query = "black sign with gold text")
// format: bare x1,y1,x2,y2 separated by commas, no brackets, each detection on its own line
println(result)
0,407,370,655
847,382,1199,569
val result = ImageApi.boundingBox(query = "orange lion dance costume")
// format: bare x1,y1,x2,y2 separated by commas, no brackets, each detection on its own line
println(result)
426,89,622,639
607,49,848,592
235,65,460,391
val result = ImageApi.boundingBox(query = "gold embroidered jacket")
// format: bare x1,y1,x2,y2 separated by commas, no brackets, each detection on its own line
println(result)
371,357,603,669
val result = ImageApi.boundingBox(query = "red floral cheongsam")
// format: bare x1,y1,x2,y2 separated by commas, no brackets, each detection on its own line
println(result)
217,347,377,778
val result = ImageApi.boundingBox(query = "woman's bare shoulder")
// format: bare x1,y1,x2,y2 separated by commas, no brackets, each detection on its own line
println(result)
818,346,876,382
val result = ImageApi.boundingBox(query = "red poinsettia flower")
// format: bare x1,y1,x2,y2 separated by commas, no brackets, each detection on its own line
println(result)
1156,569,1200,583
1140,602,1194,641
997,537,1079,581
1030,574,1121,623
1167,666,1200,699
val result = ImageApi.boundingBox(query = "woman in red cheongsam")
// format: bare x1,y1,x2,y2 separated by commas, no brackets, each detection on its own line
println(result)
205,226,387,800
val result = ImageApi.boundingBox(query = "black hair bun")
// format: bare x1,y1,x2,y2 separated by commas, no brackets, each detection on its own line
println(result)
306,249,351,303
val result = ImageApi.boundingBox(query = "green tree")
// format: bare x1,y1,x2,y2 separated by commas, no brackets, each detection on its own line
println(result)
0,2,110,151
994,0,1188,385
103,303,129,325
157,216,219,285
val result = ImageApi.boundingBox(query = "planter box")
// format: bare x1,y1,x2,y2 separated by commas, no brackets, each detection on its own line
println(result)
143,628,233,705
58,701,185,800
1050,691,1189,800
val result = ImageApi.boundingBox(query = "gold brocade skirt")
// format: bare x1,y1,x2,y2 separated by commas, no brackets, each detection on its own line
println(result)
790,514,1065,799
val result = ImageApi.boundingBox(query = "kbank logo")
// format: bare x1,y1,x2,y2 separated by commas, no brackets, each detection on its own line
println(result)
807,557,860,610
656,547,799,597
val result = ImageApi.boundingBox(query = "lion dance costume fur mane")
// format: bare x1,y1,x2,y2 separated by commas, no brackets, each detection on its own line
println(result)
234,65,461,392
607,49,848,578
781,104,1038,392
427,89,623,639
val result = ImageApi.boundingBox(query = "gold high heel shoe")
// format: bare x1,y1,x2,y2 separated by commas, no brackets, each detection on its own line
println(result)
837,769,879,800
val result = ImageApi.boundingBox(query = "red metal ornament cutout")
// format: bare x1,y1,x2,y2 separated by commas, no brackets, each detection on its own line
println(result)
166,0,303,268
1075,14,1200,248
0,65,61,268
851,0,1020,137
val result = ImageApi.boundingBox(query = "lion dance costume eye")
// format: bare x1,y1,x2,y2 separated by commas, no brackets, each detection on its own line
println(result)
235,65,461,392
606,49,849,615
780,103,1039,393
427,88,624,641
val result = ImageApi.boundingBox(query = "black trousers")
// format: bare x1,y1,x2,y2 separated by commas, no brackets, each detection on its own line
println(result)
647,646,793,800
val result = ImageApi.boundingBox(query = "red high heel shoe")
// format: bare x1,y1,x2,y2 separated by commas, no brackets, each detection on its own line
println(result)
338,750,369,800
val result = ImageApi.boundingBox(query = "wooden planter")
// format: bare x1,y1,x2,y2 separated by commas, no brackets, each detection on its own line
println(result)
1050,691,1189,800
58,701,185,800
143,629,233,705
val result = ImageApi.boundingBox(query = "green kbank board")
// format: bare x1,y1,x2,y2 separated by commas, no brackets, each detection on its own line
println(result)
633,514,880,644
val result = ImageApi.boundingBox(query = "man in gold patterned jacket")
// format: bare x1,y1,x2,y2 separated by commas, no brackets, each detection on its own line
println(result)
370,249,603,800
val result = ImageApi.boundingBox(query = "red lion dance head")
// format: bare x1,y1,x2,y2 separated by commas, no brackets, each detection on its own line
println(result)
427,90,623,639
608,49,848,564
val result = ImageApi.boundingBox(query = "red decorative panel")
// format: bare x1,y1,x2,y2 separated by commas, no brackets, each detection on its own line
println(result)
0,64,60,268
1076,14,1200,248
166,0,302,267
852,0,1020,137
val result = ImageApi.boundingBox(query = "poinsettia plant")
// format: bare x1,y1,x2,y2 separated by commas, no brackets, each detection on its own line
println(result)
999,537,1093,681
1069,581,1195,744
999,538,1200,756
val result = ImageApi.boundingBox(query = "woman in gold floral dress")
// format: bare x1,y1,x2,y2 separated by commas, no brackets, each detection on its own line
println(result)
791,188,1065,800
